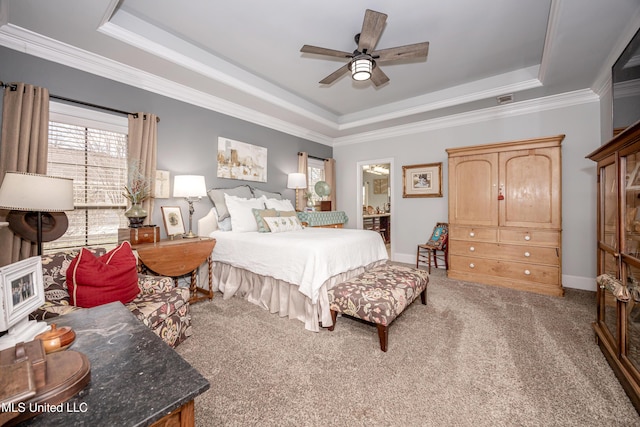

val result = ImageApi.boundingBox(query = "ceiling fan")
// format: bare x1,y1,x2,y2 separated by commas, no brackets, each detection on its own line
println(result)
300,9,429,87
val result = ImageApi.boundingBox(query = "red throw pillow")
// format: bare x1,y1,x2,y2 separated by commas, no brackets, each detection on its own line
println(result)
66,241,140,308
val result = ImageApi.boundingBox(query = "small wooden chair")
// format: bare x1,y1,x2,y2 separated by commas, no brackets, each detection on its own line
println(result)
416,222,449,273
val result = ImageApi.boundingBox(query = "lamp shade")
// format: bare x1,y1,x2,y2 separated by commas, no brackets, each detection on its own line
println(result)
173,175,207,198
287,173,307,189
0,172,74,211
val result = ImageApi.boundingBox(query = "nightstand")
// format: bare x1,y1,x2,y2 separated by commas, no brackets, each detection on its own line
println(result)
132,237,216,304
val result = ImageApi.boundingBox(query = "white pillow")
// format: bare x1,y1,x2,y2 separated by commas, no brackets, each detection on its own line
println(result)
263,216,303,233
264,198,295,212
224,194,266,232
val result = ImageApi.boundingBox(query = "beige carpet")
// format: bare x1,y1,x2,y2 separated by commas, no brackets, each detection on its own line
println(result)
176,268,640,426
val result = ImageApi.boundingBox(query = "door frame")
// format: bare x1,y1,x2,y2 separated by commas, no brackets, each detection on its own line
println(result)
356,157,394,260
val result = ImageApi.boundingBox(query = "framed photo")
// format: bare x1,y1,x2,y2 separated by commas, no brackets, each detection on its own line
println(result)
161,206,185,237
154,170,170,198
0,256,45,328
402,162,443,198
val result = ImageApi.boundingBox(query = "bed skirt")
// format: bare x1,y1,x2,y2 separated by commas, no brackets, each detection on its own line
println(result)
200,260,387,332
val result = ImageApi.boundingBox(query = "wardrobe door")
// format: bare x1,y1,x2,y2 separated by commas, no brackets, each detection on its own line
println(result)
498,147,561,229
448,153,498,226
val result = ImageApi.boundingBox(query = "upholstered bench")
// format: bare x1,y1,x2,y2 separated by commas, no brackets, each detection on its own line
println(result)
327,263,429,352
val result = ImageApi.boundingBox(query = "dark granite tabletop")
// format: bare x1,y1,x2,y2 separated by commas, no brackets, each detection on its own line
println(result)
17,301,209,426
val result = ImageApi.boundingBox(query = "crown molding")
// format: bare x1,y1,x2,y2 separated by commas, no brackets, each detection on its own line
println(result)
0,18,600,149
333,89,599,146
0,23,334,146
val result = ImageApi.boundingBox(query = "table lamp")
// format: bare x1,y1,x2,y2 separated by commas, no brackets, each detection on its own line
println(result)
287,173,307,211
0,172,74,255
173,175,207,238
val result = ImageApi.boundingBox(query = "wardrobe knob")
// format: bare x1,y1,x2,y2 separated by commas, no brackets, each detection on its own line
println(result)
469,246,475,252
469,263,475,268
524,252,531,257
524,235,531,241
524,269,531,275
469,232,475,237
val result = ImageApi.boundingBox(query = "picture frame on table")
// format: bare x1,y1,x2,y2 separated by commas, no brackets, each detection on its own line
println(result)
161,206,185,237
402,162,443,198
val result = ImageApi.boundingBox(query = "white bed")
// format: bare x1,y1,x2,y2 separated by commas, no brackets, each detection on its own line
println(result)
197,207,388,331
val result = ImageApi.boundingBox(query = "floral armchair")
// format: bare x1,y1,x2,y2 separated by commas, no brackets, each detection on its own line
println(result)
30,248,192,348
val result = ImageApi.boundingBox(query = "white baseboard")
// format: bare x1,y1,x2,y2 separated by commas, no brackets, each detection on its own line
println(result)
562,274,596,292
394,252,596,292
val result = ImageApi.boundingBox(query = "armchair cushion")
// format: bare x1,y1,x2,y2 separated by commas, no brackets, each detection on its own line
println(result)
67,242,139,308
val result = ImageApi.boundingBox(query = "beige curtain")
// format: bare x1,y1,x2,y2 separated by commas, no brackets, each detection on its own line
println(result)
324,158,336,210
128,113,158,225
0,83,50,266
297,152,308,210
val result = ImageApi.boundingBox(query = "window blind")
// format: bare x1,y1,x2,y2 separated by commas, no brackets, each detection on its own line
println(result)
44,121,128,251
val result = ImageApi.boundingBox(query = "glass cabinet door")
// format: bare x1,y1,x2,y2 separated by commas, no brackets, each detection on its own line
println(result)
599,161,619,343
623,150,640,379
624,263,640,378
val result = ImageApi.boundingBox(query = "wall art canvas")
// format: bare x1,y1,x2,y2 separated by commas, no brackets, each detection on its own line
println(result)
217,137,267,183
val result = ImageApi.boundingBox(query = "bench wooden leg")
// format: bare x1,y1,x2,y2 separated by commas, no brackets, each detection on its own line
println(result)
420,288,427,305
328,310,338,331
376,324,388,352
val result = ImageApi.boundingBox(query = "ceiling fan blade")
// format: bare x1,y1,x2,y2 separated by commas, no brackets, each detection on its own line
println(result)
300,45,353,58
370,66,390,87
319,64,350,85
358,9,387,53
373,42,430,63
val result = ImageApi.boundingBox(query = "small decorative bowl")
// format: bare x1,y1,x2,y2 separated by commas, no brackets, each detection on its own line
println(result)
35,323,76,353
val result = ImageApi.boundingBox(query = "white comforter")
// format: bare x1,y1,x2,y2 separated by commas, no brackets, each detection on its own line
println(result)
209,227,388,303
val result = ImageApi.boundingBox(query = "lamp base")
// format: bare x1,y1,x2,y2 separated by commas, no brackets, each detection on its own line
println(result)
183,230,198,239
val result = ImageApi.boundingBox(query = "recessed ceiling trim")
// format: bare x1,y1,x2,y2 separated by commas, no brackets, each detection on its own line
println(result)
333,89,598,147
0,23,334,146
537,0,562,84
100,9,339,129
338,66,542,130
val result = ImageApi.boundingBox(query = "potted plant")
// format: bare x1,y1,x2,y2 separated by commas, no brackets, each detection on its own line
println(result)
123,161,150,228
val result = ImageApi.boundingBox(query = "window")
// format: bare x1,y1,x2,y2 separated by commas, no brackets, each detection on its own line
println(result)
306,158,325,205
44,103,129,251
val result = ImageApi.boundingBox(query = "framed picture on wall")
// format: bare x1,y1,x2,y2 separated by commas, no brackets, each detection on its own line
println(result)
402,162,443,198
161,206,185,237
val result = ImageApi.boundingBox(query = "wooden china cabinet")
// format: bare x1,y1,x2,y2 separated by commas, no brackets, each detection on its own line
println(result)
446,135,564,297
587,120,640,411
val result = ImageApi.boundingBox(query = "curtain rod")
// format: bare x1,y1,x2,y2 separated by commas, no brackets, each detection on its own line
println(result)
0,81,160,122
298,152,327,161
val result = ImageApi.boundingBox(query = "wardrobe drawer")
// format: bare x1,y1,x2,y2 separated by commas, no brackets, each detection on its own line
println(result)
449,242,560,265
499,229,560,246
450,255,560,285
449,226,497,242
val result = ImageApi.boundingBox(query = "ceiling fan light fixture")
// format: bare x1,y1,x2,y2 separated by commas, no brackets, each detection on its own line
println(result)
351,57,372,81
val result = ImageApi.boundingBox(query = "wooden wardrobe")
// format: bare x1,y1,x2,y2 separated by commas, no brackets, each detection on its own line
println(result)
446,135,564,296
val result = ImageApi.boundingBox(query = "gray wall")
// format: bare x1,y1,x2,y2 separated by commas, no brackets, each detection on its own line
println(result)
0,46,331,235
334,101,601,291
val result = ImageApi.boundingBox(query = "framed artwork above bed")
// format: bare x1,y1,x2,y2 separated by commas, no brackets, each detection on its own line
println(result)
217,137,267,183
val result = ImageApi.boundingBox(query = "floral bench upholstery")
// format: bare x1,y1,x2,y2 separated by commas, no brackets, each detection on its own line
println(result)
327,263,429,352
29,248,192,348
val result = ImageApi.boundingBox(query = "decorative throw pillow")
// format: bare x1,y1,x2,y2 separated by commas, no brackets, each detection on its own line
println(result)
252,188,283,200
207,185,253,221
263,216,303,233
66,241,140,308
252,208,278,232
265,198,295,212
225,194,266,232
278,210,297,217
